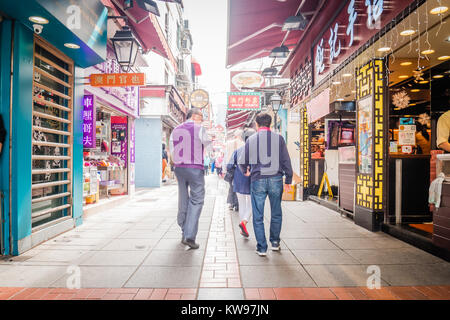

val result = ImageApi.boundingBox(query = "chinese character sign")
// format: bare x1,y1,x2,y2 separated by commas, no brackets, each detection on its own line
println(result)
82,95,96,148
227,93,262,110
89,73,145,87
312,0,409,85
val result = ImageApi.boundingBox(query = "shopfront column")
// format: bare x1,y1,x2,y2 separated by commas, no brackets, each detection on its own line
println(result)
354,59,387,231
300,105,309,200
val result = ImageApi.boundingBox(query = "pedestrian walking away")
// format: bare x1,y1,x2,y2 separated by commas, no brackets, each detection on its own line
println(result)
204,154,210,176
227,128,256,238
170,108,211,249
162,143,169,182
239,112,293,256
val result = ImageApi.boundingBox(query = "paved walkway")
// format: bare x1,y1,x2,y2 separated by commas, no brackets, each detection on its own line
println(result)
0,175,449,300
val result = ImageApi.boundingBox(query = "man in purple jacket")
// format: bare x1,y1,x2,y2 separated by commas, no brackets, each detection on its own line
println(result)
170,108,211,249
239,112,293,256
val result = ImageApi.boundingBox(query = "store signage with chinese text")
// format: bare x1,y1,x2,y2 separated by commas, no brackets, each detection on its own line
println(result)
313,0,414,85
82,95,96,148
85,58,140,118
89,73,145,87
227,92,262,111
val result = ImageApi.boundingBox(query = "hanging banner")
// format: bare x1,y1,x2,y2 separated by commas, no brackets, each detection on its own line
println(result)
82,95,96,148
227,92,262,111
89,73,145,87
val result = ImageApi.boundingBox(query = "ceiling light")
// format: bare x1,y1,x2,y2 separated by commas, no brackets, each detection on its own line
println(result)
29,16,49,24
419,80,429,84
430,6,448,15
400,29,416,36
433,74,444,79
336,98,344,101
400,62,412,66
282,14,309,31
398,75,409,79
64,43,80,49
351,90,356,93
332,81,341,85
411,89,420,92
342,73,352,77
438,55,450,61
378,47,391,52
409,103,417,106
421,49,435,55
269,45,289,58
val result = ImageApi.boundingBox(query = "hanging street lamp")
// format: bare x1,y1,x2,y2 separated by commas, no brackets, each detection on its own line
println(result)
270,92,282,132
110,25,140,73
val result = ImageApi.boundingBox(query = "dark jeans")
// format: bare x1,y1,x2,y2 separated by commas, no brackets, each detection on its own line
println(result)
250,176,283,253
174,167,205,241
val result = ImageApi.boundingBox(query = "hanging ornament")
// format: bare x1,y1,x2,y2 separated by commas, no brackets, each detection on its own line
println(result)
413,68,425,82
418,113,431,127
392,90,411,109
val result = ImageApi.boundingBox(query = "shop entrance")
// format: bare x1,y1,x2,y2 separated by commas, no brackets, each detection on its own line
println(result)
307,109,356,214
387,58,450,238
83,104,129,206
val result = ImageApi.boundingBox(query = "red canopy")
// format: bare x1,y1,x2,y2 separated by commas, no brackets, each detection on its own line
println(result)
226,0,321,68
226,110,252,129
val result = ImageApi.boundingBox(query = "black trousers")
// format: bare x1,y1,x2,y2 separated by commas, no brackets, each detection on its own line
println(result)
227,180,239,208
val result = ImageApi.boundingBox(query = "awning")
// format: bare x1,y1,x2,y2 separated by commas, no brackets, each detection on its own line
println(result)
103,0,177,70
226,0,321,68
226,110,252,129
191,57,202,76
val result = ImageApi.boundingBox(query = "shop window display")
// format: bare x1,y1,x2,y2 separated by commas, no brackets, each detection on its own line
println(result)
83,108,128,205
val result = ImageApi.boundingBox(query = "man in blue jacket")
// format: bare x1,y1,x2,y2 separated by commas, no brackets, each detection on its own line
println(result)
239,112,293,256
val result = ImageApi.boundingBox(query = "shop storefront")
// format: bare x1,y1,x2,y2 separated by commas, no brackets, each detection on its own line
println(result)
82,57,139,211
286,0,450,257
0,0,107,255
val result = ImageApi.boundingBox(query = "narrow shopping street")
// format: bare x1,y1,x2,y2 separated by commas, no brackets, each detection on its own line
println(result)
0,175,449,300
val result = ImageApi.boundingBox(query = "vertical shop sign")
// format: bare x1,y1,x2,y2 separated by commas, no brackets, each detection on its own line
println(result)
82,95,96,148
111,116,128,168
357,95,373,174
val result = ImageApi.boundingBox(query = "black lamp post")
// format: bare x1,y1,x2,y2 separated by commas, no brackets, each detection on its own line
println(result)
110,26,140,73
270,93,282,132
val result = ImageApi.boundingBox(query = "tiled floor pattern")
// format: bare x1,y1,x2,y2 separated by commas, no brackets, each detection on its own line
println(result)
1,176,450,300
1,286,449,300
199,180,241,288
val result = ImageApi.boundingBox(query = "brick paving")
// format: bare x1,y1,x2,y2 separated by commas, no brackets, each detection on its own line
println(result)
0,176,449,300
0,285,449,300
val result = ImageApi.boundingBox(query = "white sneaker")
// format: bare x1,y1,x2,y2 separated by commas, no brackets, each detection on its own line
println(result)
255,250,267,256
271,242,281,251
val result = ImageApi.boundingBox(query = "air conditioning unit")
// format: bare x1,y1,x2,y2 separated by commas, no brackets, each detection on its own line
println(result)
184,20,189,30
181,40,188,49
